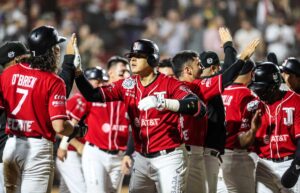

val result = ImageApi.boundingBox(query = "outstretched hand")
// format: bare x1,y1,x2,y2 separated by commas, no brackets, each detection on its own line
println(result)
219,27,232,46
65,33,76,55
239,38,260,60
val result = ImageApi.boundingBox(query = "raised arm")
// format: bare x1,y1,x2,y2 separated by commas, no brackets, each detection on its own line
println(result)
219,27,237,73
222,38,260,88
58,33,76,98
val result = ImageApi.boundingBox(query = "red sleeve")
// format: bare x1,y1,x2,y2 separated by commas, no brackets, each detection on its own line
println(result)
66,94,88,121
293,96,300,139
169,78,194,100
0,76,4,109
100,79,124,102
48,78,68,121
193,75,222,102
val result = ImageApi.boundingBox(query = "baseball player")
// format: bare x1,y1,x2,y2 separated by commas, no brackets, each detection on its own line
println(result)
244,62,300,193
56,67,109,193
157,58,175,77
171,36,259,193
220,60,258,193
0,25,86,193
81,57,131,193
199,28,240,193
75,39,204,192
280,57,300,94
0,41,30,193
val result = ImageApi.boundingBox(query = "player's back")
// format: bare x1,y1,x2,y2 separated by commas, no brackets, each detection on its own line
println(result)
0,63,67,141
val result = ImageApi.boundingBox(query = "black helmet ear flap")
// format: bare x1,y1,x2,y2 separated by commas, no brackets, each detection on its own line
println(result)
147,54,159,67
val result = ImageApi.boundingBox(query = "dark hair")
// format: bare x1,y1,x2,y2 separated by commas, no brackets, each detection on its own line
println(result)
171,50,199,78
26,48,57,72
107,56,128,70
158,58,173,68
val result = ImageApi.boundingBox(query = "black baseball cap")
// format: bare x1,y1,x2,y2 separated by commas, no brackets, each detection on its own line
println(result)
0,41,29,66
200,51,220,68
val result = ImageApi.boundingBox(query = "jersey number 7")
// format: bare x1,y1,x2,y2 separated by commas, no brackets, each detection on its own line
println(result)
12,88,28,115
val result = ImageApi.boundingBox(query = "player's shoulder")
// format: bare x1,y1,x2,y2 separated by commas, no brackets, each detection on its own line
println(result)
117,75,137,90
285,90,300,102
225,84,253,95
67,92,87,103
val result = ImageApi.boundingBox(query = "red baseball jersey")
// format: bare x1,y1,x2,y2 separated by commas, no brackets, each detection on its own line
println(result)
181,75,222,146
192,74,223,103
67,93,130,151
65,93,87,151
0,63,68,141
252,91,300,158
100,73,192,153
222,84,257,149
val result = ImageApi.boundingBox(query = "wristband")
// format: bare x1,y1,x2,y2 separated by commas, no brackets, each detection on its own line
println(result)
59,136,70,150
164,99,180,112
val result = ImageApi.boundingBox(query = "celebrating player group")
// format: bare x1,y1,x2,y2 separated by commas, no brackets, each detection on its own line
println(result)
0,23,299,193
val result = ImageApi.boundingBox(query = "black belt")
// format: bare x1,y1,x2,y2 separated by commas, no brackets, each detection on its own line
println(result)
88,142,120,155
140,148,176,158
264,155,294,163
8,134,42,139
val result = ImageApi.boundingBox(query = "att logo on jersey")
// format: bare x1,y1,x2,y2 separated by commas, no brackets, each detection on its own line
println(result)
102,123,127,133
140,118,160,127
263,134,289,144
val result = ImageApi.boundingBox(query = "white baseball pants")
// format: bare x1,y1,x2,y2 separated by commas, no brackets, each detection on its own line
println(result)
0,163,4,193
204,148,226,193
3,136,54,193
221,149,257,193
129,146,187,193
256,158,300,193
56,151,86,193
185,145,207,193
82,142,124,193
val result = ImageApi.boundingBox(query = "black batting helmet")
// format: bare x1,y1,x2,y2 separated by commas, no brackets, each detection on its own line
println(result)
107,56,128,70
84,67,109,81
280,57,300,76
28,25,66,56
248,62,281,101
125,39,160,67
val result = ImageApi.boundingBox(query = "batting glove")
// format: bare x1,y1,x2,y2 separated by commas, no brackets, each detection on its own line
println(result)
281,160,300,188
67,121,88,142
73,42,82,71
138,96,164,111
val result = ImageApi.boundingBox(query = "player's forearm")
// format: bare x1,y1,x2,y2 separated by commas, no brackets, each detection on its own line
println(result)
60,120,74,136
125,132,135,156
238,128,256,148
164,95,206,117
221,59,245,89
221,41,237,73
75,74,105,102
59,55,75,98
69,138,84,150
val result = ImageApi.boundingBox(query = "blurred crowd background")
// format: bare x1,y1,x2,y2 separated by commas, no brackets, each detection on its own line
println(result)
0,0,300,70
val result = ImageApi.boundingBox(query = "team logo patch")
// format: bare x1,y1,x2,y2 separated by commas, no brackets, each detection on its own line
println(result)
8,51,15,58
246,100,260,112
102,123,111,133
207,58,213,64
133,42,141,51
122,78,136,89
179,85,192,93
263,135,270,144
